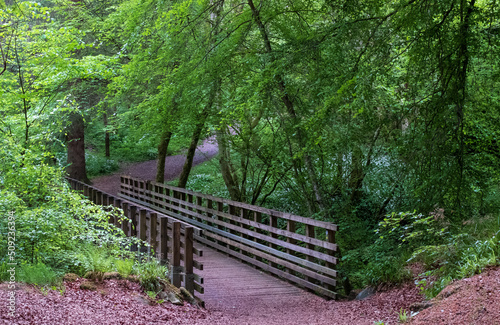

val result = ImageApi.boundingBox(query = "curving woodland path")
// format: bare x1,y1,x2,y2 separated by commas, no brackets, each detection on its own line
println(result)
91,137,219,196
88,138,425,325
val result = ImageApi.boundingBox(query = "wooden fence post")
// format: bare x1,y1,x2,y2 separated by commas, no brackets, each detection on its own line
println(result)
217,201,226,247
121,202,129,236
145,181,151,204
327,229,336,293
254,211,263,262
305,225,315,283
88,187,92,201
207,199,213,225
96,190,102,205
159,217,169,262
171,222,182,288
269,214,278,268
184,227,194,294
138,209,147,253
149,212,158,255
286,220,296,274
129,205,137,237
102,194,108,207
113,199,122,227
196,196,203,224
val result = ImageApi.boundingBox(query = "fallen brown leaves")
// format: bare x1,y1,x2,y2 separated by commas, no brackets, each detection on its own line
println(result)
410,266,500,325
1,266,499,325
0,278,211,325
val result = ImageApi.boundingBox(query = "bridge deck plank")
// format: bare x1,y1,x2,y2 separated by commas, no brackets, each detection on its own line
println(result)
197,246,317,313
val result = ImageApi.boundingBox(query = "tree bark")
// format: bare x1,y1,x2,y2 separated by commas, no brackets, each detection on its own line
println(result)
453,0,475,212
67,111,89,183
217,126,241,201
177,117,207,188
156,130,172,183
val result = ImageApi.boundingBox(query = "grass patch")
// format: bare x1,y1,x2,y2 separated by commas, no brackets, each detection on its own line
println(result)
168,160,230,199
17,263,62,286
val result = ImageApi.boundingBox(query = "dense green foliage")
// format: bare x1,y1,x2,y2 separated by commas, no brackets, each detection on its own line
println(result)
0,138,149,283
1,0,499,297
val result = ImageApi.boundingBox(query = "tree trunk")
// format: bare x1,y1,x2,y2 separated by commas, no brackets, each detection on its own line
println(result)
156,130,172,183
453,0,475,213
67,111,89,183
178,118,207,188
217,127,241,201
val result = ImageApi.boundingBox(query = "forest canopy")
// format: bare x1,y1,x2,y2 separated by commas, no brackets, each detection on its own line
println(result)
1,0,499,296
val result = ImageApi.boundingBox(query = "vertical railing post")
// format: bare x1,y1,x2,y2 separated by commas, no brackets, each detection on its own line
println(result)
184,227,194,294
138,209,147,253
171,222,182,288
165,188,171,212
327,229,336,293
187,194,194,219
269,214,278,268
217,201,226,247
207,199,213,226
93,188,98,204
121,202,129,236
153,184,160,208
119,176,124,196
180,192,186,216
159,217,169,263
196,196,203,224
87,187,93,202
149,212,158,255
113,199,122,227
145,181,151,204
286,220,296,274
305,224,315,282
95,190,102,206
129,205,137,237
254,211,263,262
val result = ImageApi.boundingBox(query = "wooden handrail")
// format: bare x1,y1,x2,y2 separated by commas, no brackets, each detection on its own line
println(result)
119,175,337,299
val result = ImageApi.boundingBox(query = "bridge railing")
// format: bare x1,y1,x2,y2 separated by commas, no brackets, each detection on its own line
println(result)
119,175,337,298
66,177,205,300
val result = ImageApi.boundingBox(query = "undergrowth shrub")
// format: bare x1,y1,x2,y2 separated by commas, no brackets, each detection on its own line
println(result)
17,263,61,286
115,258,135,278
134,259,169,292
344,209,500,298
85,152,119,177
0,140,144,285
375,210,500,298
177,162,230,199
77,245,115,280
410,228,500,298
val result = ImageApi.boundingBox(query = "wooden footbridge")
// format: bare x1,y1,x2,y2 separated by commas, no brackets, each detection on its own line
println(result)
67,176,338,307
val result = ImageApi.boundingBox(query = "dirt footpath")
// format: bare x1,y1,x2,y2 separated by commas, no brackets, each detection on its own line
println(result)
91,137,218,196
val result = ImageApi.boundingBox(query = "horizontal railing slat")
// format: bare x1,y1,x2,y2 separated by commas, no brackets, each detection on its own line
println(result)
196,236,336,298
122,176,337,231
119,193,337,277
201,231,337,284
124,187,337,251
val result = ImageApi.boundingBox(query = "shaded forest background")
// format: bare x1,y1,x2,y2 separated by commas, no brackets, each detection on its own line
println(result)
1,0,499,297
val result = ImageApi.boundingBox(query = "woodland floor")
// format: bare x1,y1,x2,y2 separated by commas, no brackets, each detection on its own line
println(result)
1,268,499,324
1,139,498,324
